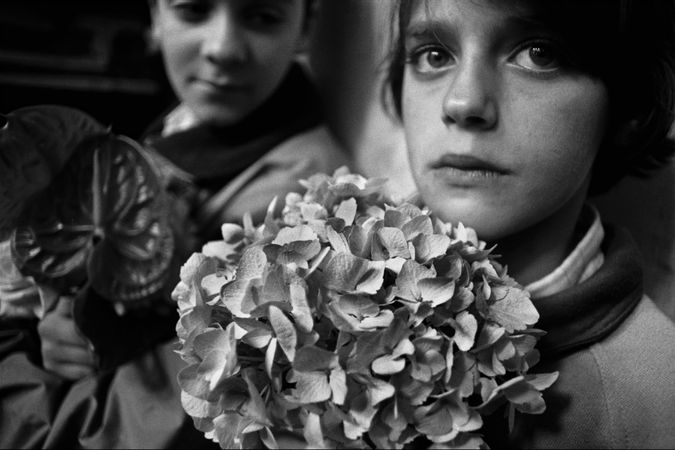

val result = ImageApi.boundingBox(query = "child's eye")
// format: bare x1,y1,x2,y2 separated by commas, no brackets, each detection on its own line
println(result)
242,1,291,29
244,8,286,28
511,42,562,72
169,0,210,22
406,45,454,74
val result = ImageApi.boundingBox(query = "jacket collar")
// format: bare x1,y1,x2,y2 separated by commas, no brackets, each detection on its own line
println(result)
526,206,605,297
535,225,643,357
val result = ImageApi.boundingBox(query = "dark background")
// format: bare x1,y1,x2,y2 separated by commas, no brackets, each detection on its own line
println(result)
0,1,173,138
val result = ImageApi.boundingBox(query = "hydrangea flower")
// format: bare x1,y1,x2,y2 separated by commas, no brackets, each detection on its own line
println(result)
174,167,557,449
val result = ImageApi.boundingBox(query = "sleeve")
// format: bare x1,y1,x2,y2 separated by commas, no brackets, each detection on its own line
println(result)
0,241,67,448
0,317,70,449
41,341,218,449
0,319,217,449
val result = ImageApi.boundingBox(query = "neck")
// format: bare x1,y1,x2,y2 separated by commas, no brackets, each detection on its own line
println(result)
491,191,588,286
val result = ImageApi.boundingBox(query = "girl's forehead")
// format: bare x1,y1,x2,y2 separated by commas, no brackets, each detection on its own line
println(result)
404,0,558,43
407,0,551,26
404,0,615,49
158,0,303,7
407,0,606,27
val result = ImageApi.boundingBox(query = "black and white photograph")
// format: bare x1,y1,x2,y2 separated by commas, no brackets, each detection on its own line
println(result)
1,1,674,448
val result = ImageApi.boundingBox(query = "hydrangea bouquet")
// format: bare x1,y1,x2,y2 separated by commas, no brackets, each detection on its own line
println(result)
173,167,558,449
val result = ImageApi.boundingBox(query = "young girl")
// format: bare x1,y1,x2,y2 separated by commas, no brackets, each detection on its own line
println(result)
145,0,346,237
387,0,675,447
0,0,346,448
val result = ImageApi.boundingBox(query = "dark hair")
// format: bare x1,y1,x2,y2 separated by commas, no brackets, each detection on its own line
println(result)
386,0,675,194
303,0,317,31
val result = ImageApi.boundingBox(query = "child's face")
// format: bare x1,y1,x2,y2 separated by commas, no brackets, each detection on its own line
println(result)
151,0,306,127
401,0,610,241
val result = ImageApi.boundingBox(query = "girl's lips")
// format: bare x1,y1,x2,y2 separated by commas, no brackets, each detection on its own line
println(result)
429,154,509,185
431,154,509,174
202,81,248,90
192,77,250,94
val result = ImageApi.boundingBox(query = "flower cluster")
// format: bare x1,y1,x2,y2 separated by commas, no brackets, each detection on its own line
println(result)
173,167,557,449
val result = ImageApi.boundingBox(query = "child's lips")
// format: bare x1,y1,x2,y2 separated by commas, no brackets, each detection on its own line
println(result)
430,154,509,184
432,154,508,173
193,77,250,94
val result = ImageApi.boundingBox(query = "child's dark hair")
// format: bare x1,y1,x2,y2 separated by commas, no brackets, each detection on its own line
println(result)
302,0,317,30
386,0,675,194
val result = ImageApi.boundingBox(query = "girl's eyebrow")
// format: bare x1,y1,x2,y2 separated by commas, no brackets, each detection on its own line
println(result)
249,0,294,6
503,14,554,34
405,19,456,41
405,13,554,41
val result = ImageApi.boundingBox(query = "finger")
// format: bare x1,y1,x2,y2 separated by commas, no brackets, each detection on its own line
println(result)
36,283,60,314
43,361,94,381
37,313,89,347
54,295,75,317
42,342,96,367
42,323,90,348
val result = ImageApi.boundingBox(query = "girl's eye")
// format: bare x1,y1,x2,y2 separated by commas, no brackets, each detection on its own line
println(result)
407,46,454,74
244,8,285,28
512,43,562,72
169,1,210,22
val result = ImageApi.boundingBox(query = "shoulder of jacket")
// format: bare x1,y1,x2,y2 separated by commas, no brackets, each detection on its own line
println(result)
583,295,675,447
262,125,350,169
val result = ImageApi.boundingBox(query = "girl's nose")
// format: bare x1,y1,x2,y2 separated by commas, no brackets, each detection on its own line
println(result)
201,11,248,65
441,59,497,130
0,115,7,130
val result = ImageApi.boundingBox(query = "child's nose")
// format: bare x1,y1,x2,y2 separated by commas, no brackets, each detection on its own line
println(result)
201,12,248,65
441,60,497,130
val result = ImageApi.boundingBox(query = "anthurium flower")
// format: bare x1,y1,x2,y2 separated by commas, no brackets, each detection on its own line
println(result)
10,121,174,306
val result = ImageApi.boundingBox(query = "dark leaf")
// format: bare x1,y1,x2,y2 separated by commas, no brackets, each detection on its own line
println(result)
1,106,105,240
12,132,173,303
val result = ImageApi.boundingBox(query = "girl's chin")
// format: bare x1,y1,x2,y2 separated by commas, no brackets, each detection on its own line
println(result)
191,106,250,128
186,95,259,127
424,202,512,241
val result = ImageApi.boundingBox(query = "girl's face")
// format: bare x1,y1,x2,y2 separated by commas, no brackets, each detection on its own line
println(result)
151,0,306,127
402,0,610,242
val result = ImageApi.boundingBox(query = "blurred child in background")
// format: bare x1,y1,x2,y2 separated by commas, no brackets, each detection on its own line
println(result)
0,0,346,447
